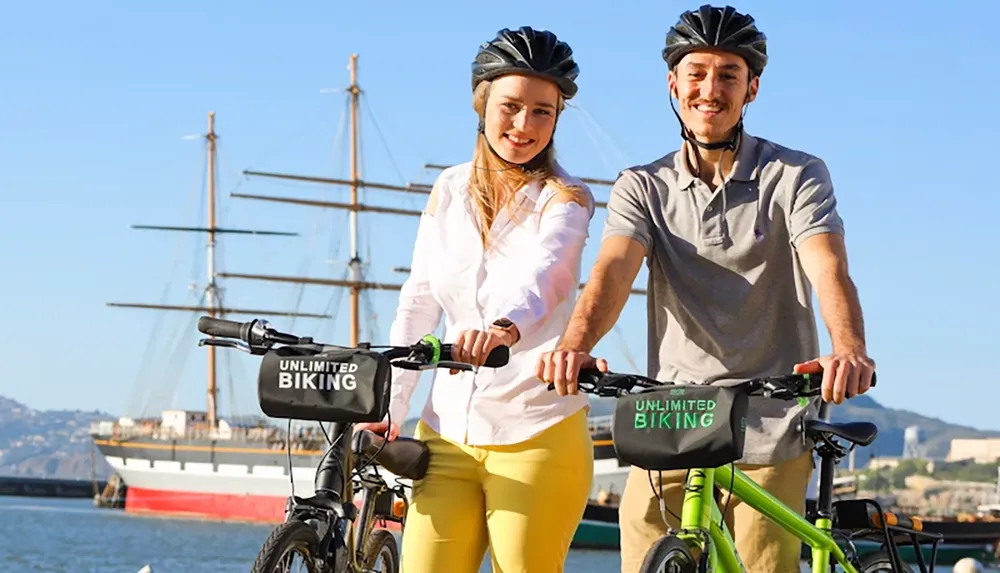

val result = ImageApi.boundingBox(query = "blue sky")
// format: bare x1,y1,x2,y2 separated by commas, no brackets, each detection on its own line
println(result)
1,1,997,440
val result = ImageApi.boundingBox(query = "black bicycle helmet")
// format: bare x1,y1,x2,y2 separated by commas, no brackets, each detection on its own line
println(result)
663,5,768,77
472,26,580,99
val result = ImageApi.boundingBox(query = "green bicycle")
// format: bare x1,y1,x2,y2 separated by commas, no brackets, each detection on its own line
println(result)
562,369,942,572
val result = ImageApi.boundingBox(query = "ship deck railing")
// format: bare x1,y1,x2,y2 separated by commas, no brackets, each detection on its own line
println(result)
88,422,332,451
588,415,613,433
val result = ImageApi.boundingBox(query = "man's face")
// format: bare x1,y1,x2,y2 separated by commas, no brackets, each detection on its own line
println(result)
668,49,759,142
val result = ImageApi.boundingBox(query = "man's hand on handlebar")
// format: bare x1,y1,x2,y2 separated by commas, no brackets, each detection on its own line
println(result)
536,349,610,396
794,350,876,405
354,420,400,442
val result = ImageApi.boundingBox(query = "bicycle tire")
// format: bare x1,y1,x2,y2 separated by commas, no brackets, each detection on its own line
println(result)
251,520,323,573
856,549,901,572
639,535,699,573
361,529,399,573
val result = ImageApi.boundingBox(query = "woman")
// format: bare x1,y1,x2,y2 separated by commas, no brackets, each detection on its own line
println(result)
354,26,596,573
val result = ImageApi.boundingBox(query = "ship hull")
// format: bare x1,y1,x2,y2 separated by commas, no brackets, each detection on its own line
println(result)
94,437,402,527
94,433,630,532
126,485,286,523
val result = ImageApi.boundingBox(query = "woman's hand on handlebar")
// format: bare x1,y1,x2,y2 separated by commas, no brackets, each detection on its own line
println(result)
354,420,400,441
536,349,609,396
450,327,516,374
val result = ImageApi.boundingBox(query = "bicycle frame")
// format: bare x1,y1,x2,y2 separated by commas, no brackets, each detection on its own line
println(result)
673,463,857,573
568,368,941,573
195,317,501,573
286,419,395,572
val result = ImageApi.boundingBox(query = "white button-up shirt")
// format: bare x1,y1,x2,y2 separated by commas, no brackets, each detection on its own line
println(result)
387,161,594,446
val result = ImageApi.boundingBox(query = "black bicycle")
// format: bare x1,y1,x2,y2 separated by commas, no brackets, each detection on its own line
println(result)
555,368,940,573
196,316,509,573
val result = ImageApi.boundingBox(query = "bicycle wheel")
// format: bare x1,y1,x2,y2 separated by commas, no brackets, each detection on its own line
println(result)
361,529,399,573
639,535,699,573
856,550,901,572
251,520,323,573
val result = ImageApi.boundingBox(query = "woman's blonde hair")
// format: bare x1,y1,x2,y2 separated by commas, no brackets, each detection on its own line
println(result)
467,78,590,248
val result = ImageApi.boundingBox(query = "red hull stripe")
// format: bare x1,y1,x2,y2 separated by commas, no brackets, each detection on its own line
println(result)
124,487,401,531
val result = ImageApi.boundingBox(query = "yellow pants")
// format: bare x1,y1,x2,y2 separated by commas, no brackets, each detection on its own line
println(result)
400,408,594,573
618,451,814,573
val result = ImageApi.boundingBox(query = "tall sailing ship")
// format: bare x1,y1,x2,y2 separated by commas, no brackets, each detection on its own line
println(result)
88,53,643,525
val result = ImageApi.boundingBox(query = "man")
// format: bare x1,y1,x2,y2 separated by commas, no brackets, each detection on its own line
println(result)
536,5,876,572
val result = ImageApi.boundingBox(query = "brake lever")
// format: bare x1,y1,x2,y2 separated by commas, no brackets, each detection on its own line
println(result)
542,381,605,395
762,387,804,401
436,360,475,372
389,359,476,372
597,385,623,398
198,338,263,355
545,382,583,392
389,359,425,371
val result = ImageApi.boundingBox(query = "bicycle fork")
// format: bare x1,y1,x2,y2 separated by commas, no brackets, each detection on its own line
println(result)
675,468,748,572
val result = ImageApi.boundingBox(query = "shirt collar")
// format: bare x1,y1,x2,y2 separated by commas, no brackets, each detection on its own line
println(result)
518,177,543,204
513,160,567,206
675,130,761,190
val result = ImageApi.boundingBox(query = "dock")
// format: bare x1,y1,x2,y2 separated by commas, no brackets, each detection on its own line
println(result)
0,475,107,499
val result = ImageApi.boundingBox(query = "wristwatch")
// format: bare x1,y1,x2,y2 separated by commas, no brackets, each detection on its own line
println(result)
490,318,519,345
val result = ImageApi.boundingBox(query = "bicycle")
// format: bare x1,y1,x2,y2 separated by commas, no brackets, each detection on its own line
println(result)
555,368,942,573
195,316,510,573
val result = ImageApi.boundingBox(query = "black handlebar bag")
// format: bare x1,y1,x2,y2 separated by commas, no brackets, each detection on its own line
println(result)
257,345,392,423
611,382,750,471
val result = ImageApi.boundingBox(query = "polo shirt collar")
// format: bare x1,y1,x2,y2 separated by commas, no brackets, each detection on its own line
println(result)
675,130,761,189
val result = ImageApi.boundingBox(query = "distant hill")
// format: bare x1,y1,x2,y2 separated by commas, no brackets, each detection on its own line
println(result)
822,394,1000,463
0,396,114,479
5,389,997,481
400,394,1000,466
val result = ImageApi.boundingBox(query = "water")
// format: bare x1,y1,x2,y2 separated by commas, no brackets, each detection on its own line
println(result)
0,496,988,572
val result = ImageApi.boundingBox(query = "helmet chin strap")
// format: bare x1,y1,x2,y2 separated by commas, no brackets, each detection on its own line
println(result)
669,97,744,152
476,117,554,173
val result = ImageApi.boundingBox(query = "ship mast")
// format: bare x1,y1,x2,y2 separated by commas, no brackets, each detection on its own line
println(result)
230,54,646,333
205,111,220,429
107,111,330,430
348,54,361,347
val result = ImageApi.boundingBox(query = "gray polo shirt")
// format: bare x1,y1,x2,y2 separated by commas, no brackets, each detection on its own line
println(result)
602,130,844,466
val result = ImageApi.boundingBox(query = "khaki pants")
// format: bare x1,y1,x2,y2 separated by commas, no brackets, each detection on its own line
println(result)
618,452,814,573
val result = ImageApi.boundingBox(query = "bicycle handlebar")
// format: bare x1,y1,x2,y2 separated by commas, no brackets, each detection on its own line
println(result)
196,316,248,340
196,316,509,371
549,368,877,400
198,316,312,348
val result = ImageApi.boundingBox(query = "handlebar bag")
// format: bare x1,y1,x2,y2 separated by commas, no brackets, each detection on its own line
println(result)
611,382,750,471
258,344,392,423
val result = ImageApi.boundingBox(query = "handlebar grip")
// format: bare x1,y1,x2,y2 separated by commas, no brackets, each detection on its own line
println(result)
438,345,510,368
810,370,877,388
578,367,605,386
545,367,607,392
197,316,245,339
483,345,509,368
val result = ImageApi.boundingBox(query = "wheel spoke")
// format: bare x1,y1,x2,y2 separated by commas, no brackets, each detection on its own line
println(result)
251,520,322,573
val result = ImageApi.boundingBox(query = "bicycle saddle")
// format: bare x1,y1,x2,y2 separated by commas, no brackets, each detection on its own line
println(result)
352,429,430,481
804,419,878,447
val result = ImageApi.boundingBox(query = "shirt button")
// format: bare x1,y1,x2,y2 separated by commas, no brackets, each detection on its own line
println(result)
706,205,714,212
